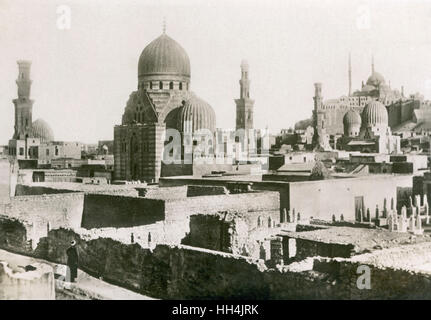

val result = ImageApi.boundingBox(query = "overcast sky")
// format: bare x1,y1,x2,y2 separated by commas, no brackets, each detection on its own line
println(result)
1,0,431,144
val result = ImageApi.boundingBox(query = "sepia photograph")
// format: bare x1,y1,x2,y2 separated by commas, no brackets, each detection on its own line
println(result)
1,0,431,308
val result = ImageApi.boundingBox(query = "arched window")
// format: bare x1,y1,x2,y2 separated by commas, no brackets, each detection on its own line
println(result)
169,82,173,90
179,82,183,90
159,81,163,90
150,82,153,89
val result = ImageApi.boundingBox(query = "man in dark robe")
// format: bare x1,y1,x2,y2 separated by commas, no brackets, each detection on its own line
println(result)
66,240,79,283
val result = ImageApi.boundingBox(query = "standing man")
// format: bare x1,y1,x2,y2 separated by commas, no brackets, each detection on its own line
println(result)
66,240,79,283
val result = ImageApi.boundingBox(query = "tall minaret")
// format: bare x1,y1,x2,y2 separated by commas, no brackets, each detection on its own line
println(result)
371,54,375,74
312,83,331,150
348,52,352,96
235,60,254,131
13,60,33,140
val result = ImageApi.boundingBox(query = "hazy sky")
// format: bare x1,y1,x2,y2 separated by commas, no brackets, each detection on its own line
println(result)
2,0,431,144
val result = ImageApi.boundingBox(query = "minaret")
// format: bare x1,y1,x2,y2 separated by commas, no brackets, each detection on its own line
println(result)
13,60,33,140
312,83,323,147
312,83,331,150
371,54,375,74
235,60,254,131
348,52,352,96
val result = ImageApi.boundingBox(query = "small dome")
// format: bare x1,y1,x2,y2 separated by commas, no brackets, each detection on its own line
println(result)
178,93,216,133
31,118,54,142
343,110,361,126
366,71,385,87
138,34,190,80
362,100,388,127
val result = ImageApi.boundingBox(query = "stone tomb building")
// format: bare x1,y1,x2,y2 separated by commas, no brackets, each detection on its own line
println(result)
114,31,217,183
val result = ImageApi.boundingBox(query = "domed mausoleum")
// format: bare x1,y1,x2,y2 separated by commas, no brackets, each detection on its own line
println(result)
114,29,219,182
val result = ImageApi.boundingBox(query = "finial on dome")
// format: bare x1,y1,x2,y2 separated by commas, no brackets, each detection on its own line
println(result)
162,17,166,34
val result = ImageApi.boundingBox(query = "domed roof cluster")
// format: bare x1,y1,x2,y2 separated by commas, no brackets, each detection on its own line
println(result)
361,100,388,127
138,34,190,79
31,118,54,142
343,110,361,126
178,93,216,133
343,101,389,136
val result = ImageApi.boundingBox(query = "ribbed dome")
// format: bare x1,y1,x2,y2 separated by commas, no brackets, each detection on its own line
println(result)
362,101,388,127
366,72,385,87
178,94,216,133
138,34,190,79
343,110,361,126
31,118,54,142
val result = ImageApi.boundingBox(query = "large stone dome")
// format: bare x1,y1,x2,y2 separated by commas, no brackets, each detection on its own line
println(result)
138,33,191,80
361,100,388,127
178,93,216,133
31,118,54,142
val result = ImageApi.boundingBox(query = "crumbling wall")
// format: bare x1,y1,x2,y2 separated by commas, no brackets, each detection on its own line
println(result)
164,192,280,224
0,216,32,254
81,194,165,229
181,213,250,255
312,258,431,299
181,211,280,257
286,237,355,261
2,216,431,299
181,214,231,252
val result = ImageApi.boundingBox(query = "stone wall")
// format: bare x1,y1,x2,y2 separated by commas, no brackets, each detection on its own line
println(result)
282,237,355,262
3,193,84,231
164,191,280,224
288,175,412,221
2,216,431,299
81,194,165,229
181,213,251,255
312,258,431,299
